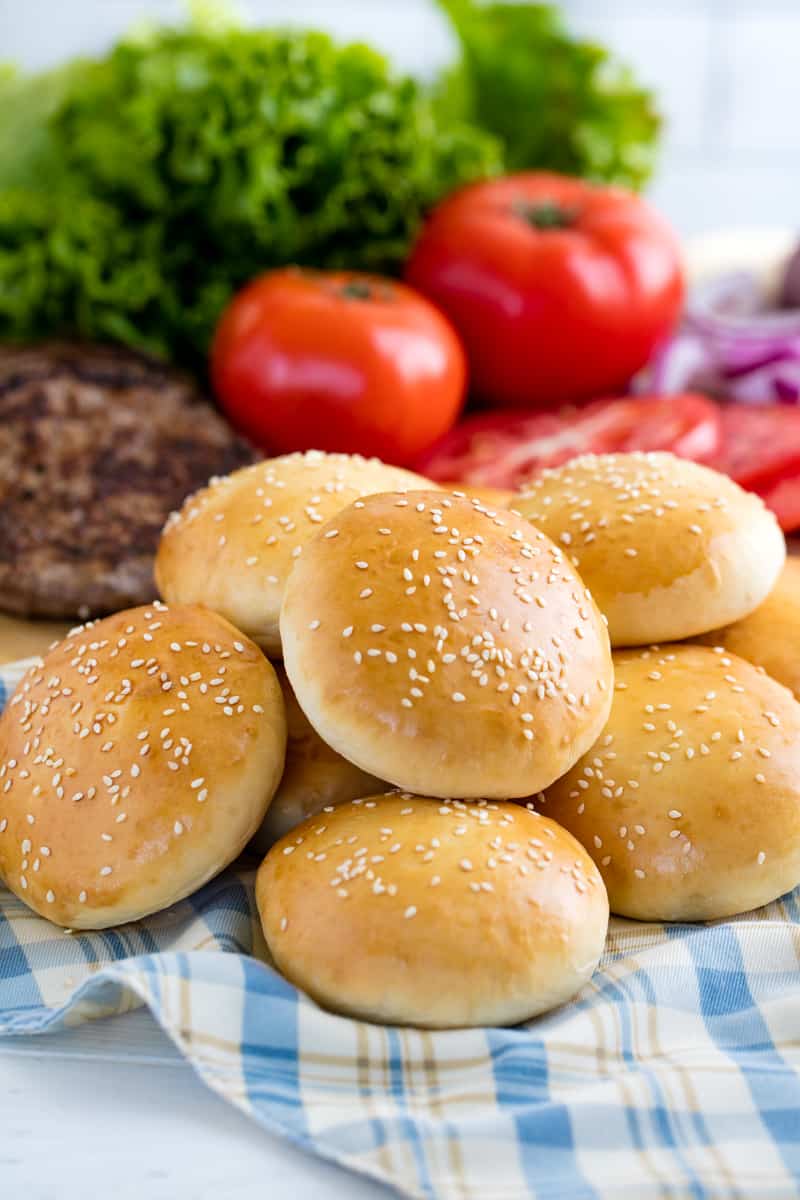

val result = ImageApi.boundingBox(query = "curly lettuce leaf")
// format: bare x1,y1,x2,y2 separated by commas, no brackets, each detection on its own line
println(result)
436,0,661,189
0,60,91,190
0,188,174,354
0,25,501,366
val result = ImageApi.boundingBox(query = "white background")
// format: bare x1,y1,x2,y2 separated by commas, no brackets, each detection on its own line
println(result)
2,0,800,235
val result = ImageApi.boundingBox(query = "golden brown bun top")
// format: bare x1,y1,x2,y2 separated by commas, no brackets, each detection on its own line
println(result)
0,603,286,928
155,451,436,656
515,452,785,646
539,643,800,921
257,794,608,1027
279,490,613,799
694,557,800,699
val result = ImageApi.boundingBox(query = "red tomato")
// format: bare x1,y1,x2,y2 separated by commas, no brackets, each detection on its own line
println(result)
211,269,466,465
707,404,800,490
757,473,800,533
707,405,800,532
405,172,684,409
415,395,721,490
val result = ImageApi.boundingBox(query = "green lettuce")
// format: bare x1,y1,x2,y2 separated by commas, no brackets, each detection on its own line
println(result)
0,26,500,367
436,0,661,189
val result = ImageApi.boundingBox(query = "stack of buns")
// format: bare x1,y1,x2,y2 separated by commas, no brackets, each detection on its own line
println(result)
2,446,800,1029
155,451,435,656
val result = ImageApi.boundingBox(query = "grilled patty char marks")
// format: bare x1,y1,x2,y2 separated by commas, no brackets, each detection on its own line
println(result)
0,343,257,619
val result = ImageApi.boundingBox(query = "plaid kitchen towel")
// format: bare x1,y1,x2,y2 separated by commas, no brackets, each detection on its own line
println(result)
1,657,800,1200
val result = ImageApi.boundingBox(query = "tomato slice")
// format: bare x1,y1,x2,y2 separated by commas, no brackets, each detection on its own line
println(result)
415,394,721,490
757,472,800,532
707,404,800,491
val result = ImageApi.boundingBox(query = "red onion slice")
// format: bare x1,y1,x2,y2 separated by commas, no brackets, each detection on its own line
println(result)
642,268,800,404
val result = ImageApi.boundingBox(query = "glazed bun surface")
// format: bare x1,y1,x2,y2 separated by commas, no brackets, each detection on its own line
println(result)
538,644,800,921
155,451,434,657
250,668,384,853
280,490,613,798
257,794,608,1028
0,604,286,929
694,557,800,699
515,452,785,646
444,483,515,510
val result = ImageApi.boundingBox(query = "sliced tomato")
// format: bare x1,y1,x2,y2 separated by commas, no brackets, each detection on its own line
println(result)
757,472,800,532
708,404,800,490
415,394,721,490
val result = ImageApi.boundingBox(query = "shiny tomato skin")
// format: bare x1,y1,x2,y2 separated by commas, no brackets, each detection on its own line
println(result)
757,472,800,532
707,405,800,532
211,269,466,465
415,394,720,491
405,172,684,409
707,404,800,490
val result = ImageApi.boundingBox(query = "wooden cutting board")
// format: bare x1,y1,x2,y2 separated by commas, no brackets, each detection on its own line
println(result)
0,613,71,666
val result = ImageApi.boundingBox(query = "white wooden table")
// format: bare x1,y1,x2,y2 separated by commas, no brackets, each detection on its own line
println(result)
0,1011,388,1200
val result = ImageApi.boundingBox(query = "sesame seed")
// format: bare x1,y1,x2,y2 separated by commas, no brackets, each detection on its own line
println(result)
404,906,417,919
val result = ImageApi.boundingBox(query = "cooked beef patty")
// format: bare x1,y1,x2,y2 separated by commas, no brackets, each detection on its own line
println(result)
0,342,257,619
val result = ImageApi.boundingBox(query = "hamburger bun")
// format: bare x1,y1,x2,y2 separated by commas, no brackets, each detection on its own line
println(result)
537,644,800,921
250,667,384,853
155,451,435,657
693,557,800,698
280,490,613,798
0,603,286,929
256,794,608,1027
444,483,515,509
514,452,785,646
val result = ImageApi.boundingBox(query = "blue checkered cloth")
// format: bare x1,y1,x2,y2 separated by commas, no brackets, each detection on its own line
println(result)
2,655,800,1198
